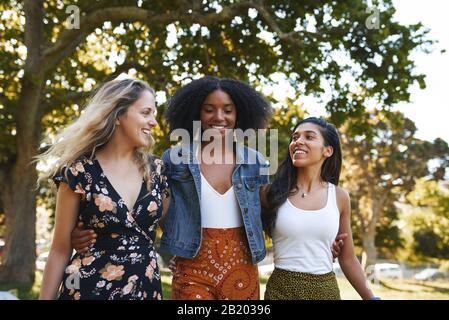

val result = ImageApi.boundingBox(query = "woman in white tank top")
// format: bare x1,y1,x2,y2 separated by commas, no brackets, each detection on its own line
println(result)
261,117,378,300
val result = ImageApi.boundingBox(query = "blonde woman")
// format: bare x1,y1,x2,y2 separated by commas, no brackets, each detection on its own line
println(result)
38,79,169,300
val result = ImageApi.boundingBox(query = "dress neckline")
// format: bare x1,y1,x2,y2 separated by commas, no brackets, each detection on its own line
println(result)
93,157,145,212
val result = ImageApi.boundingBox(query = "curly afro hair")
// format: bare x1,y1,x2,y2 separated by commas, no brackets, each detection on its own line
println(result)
165,76,272,138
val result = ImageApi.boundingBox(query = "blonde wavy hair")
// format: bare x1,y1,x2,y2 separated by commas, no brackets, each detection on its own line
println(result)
36,78,156,191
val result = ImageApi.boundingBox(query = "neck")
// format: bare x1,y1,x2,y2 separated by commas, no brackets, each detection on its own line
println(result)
201,137,235,163
296,165,324,192
96,135,135,163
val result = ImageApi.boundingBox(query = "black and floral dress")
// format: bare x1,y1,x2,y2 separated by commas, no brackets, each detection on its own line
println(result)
53,156,169,300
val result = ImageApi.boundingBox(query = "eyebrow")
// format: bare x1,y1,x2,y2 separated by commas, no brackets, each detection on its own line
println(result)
292,130,318,136
202,102,234,107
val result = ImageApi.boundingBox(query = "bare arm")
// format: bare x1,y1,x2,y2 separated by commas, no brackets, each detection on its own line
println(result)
39,183,80,300
336,187,375,300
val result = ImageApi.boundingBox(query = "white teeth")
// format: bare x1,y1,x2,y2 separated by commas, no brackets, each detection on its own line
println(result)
142,129,150,135
294,149,307,155
211,125,225,129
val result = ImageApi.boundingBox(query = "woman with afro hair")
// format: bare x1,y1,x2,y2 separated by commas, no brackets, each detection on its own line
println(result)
160,76,272,300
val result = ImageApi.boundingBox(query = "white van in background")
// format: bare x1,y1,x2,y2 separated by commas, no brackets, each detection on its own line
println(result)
372,263,403,280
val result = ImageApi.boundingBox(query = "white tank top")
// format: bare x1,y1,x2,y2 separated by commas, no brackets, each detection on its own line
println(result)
200,173,243,228
272,183,340,274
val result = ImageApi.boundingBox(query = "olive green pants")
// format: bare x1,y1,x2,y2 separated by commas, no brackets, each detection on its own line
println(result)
264,267,341,300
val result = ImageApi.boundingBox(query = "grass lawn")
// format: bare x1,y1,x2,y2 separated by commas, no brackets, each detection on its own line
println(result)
336,276,449,300
4,270,449,300
163,271,449,300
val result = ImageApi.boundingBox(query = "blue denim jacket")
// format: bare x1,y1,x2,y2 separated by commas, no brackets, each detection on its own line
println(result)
160,143,269,264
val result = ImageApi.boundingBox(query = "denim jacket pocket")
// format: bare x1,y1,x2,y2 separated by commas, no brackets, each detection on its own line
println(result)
243,177,258,192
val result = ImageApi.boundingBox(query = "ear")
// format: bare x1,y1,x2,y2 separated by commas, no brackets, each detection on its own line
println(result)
115,118,120,126
324,146,334,158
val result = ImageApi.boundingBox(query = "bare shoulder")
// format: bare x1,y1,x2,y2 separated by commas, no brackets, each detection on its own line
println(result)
334,185,350,212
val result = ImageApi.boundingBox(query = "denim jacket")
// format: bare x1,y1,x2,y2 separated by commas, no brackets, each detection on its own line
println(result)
160,143,269,264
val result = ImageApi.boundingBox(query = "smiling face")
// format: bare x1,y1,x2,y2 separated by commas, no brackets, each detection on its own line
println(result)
289,122,333,168
200,89,237,138
116,90,157,148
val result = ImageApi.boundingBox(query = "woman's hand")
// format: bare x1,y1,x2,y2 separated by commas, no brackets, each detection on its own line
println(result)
168,256,177,273
331,233,348,261
71,222,96,253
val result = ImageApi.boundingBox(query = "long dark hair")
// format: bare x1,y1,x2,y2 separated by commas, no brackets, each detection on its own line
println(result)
262,117,342,236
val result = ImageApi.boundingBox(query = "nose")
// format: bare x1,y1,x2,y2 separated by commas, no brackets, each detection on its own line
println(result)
149,116,158,128
296,136,306,145
213,110,226,122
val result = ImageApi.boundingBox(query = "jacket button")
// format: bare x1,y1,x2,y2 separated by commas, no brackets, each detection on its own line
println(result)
248,231,253,237
244,208,248,213
236,183,243,189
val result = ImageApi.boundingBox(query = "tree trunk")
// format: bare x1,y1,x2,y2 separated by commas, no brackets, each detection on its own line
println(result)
0,0,45,286
0,76,43,286
0,165,38,285
0,84,42,284
361,198,382,271
361,232,377,271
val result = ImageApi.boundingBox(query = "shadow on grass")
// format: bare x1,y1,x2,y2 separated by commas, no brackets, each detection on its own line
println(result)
377,280,416,293
405,280,449,294
378,279,449,295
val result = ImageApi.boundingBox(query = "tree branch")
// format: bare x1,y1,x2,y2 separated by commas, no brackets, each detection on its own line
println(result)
41,2,255,69
103,61,165,84
251,2,301,45
251,2,344,48
42,7,174,68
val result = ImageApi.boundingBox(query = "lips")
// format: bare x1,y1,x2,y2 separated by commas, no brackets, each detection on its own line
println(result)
210,125,227,129
293,147,307,154
141,128,151,135
292,147,308,158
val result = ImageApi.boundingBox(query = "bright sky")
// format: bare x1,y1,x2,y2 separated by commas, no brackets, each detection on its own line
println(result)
290,0,449,143
391,0,449,143
126,1,449,143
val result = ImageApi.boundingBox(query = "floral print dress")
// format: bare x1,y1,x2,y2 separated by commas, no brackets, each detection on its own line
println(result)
53,156,169,300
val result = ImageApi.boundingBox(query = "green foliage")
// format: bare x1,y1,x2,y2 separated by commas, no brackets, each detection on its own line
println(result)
340,110,448,255
1,0,434,166
404,179,449,260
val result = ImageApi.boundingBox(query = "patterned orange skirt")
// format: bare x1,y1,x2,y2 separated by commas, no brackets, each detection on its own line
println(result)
171,227,260,300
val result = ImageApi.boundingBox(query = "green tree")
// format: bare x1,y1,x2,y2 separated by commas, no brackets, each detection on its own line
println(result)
404,179,449,260
340,110,449,269
0,0,432,285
